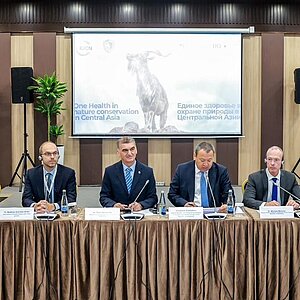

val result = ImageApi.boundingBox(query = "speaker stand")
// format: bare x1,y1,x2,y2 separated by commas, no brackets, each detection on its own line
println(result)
292,158,300,180
9,103,35,192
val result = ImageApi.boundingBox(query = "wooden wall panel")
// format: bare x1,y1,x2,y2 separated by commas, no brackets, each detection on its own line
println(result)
0,33,12,186
56,35,80,181
33,33,56,164
283,35,300,172
11,35,34,185
80,139,102,185
171,139,193,180
102,139,118,178
217,139,238,184
239,35,261,184
148,139,171,185
261,33,284,164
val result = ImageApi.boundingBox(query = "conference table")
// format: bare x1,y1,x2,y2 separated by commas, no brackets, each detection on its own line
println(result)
0,209,299,300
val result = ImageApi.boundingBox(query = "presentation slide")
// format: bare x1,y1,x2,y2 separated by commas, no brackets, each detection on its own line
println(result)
72,31,242,137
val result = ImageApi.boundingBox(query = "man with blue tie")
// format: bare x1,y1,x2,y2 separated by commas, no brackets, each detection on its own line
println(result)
22,141,77,213
100,136,158,211
168,142,234,209
243,146,300,209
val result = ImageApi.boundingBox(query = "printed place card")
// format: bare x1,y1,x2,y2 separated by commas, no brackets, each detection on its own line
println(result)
259,206,294,219
85,208,120,220
168,207,204,220
0,208,34,220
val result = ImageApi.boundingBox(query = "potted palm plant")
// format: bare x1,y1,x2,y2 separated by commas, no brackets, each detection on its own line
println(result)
29,73,68,164
29,73,68,142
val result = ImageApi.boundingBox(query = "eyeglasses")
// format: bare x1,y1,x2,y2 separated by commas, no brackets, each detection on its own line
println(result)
266,158,281,163
42,151,59,157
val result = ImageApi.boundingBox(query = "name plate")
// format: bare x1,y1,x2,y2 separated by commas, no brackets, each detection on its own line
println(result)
0,208,34,220
85,208,120,220
259,206,294,219
169,207,203,220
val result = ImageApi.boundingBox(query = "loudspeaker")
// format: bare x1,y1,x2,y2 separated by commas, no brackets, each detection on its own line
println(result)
11,67,34,103
294,68,300,104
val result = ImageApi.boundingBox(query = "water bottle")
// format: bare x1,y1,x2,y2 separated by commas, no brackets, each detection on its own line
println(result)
158,191,167,216
227,189,234,214
61,189,69,216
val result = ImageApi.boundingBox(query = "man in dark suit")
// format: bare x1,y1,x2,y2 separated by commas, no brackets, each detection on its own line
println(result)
243,146,300,209
22,141,77,213
100,136,157,211
168,142,234,208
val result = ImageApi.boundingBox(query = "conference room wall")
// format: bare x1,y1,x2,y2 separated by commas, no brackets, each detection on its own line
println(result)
11,34,35,183
284,35,300,172
3,33,300,187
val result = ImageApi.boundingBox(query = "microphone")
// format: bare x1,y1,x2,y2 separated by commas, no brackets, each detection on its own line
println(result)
205,172,218,212
121,179,149,221
272,180,300,205
132,179,149,205
204,172,227,220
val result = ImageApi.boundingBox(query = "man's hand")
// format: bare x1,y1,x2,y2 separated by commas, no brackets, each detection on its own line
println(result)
129,202,142,211
184,202,196,207
114,203,129,210
218,204,227,213
34,200,55,213
286,200,300,209
265,200,280,206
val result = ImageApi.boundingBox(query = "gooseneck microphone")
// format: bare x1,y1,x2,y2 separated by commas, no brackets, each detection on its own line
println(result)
121,179,150,221
132,179,149,205
272,180,300,204
204,172,227,219
205,172,218,212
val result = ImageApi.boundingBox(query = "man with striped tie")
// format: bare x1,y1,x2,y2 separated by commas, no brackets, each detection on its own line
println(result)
100,136,158,211
22,141,77,213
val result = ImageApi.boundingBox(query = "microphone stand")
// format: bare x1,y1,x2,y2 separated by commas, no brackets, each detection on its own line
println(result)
9,102,35,191
273,180,300,204
121,180,149,221
204,173,227,220
291,158,300,180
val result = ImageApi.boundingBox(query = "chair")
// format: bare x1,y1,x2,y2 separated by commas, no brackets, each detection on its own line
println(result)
241,179,248,194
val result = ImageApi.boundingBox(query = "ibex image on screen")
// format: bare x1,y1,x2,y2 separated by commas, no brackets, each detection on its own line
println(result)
127,51,169,133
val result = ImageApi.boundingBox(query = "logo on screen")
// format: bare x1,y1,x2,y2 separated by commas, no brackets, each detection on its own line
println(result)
76,41,92,56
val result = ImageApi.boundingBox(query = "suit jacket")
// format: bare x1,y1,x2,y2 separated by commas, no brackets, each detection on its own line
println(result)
100,160,158,209
168,161,234,207
243,169,300,209
22,164,77,207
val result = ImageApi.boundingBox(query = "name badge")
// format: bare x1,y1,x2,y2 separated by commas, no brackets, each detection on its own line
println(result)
259,206,294,219
0,208,34,220
85,208,120,220
169,207,203,220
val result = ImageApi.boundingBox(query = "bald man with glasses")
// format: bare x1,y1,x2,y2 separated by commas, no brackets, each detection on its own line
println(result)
22,141,77,213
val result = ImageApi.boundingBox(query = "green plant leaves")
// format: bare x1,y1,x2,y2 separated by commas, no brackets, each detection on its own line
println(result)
28,73,67,140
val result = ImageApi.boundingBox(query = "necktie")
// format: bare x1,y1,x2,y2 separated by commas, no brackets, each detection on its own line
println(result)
201,172,209,208
125,168,133,194
271,178,278,202
46,173,53,202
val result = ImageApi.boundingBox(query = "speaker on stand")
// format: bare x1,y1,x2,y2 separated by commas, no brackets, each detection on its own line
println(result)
9,67,35,191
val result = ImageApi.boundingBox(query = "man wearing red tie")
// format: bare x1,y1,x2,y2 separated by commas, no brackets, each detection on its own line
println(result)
243,146,300,209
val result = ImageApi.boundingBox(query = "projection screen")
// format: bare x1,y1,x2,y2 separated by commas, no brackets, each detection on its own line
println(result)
71,29,244,137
